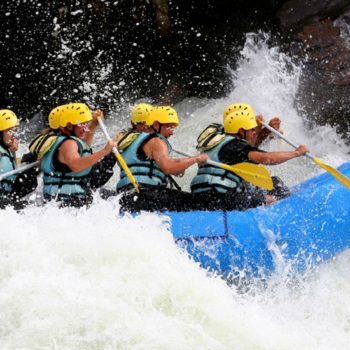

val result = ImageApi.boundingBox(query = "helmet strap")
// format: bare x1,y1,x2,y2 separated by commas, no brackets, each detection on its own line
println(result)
0,132,7,149
61,125,74,137
73,125,79,137
238,129,247,140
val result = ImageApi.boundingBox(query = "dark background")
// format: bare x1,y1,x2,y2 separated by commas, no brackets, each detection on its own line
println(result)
0,1,283,119
1,0,350,142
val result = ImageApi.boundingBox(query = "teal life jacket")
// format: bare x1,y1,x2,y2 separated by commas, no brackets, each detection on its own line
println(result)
0,144,17,194
117,132,171,191
41,135,92,198
190,135,244,194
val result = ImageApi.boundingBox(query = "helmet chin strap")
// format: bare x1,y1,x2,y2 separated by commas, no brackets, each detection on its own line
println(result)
0,132,7,149
235,129,245,139
62,125,75,137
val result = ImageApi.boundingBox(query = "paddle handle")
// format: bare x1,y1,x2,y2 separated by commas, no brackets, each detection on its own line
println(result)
261,122,313,160
0,161,40,181
97,117,119,156
173,148,193,157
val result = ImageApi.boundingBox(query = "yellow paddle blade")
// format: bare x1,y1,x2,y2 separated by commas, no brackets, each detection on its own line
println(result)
313,157,350,190
218,162,274,190
115,152,140,193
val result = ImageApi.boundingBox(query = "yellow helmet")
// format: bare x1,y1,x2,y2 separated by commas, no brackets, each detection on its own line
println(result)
146,106,179,126
224,110,257,134
59,103,93,127
0,109,19,131
131,103,153,124
223,103,254,119
48,105,63,129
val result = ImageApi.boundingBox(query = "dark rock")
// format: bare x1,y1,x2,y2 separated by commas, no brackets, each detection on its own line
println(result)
294,19,350,140
151,0,171,37
277,0,350,31
0,0,350,143
0,0,286,121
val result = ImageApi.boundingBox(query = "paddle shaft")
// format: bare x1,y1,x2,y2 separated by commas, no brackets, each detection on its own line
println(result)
261,122,313,160
261,121,350,190
97,118,119,151
174,146,261,170
173,148,221,168
0,161,40,181
97,117,140,192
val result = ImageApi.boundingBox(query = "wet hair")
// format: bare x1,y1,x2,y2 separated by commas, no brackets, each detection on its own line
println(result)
0,131,8,149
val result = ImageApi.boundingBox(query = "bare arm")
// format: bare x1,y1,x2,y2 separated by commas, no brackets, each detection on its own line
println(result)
248,145,309,165
58,139,117,173
143,137,208,175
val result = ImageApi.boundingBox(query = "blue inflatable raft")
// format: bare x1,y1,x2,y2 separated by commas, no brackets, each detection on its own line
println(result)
164,162,350,279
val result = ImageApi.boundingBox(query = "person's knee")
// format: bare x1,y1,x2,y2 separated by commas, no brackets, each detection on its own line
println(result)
271,176,290,199
264,194,276,205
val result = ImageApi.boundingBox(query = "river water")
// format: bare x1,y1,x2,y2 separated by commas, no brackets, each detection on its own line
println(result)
1,33,350,350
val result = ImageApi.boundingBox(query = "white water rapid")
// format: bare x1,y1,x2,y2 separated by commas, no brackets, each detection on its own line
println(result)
1,33,350,350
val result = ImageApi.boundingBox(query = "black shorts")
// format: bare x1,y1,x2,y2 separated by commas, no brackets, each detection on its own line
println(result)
193,188,266,211
43,193,93,208
119,187,199,213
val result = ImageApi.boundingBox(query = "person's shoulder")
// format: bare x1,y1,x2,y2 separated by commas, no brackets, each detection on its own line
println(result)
59,138,79,151
143,134,167,152
146,134,165,146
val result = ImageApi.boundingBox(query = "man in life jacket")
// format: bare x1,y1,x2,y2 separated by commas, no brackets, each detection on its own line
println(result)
0,109,39,209
118,105,209,212
41,102,118,207
190,103,309,210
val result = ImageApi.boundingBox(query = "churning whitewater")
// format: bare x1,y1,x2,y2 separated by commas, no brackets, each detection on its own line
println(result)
1,34,350,350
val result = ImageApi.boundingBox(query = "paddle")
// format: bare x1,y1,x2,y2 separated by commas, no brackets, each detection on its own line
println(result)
261,122,350,190
0,161,40,181
97,117,140,193
173,148,273,190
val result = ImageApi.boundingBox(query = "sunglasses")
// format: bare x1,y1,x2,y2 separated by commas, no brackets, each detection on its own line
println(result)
76,123,90,131
6,128,18,136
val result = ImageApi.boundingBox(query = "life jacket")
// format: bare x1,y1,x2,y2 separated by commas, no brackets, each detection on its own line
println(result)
196,123,225,151
117,132,171,191
190,135,244,194
41,135,92,198
0,144,17,193
29,131,58,159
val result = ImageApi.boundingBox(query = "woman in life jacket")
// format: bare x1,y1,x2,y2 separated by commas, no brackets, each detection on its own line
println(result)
191,103,309,211
40,102,118,208
27,105,63,162
0,109,39,209
114,103,154,149
118,106,209,213
114,103,156,154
